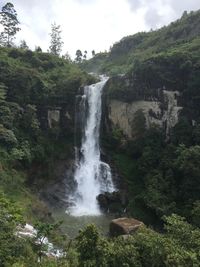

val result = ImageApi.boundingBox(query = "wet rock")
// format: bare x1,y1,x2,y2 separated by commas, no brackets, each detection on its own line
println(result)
39,160,76,209
97,191,127,213
109,217,144,237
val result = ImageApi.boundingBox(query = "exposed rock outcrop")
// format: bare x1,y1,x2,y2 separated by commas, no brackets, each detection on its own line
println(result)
109,217,144,236
97,191,128,213
48,109,60,128
39,160,76,209
107,90,182,139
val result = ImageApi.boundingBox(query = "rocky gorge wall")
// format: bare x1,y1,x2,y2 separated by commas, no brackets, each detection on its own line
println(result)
103,76,183,139
108,91,182,139
28,103,78,210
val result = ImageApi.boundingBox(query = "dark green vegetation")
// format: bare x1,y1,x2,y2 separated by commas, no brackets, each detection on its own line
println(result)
0,45,94,208
105,126,200,226
1,204,199,267
0,46,96,265
75,218,200,267
0,2,21,47
83,9,200,76
99,10,200,228
0,4,200,266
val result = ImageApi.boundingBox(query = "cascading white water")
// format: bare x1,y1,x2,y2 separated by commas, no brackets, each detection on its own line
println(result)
70,77,115,216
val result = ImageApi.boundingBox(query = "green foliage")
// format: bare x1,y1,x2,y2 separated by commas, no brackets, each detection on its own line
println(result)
10,141,32,162
0,193,27,266
0,8,199,266
0,2,21,47
0,45,101,266
0,192,199,267
133,225,200,267
0,46,94,104
75,49,83,63
0,124,17,147
33,222,61,262
106,119,200,224
72,216,200,267
82,10,200,75
49,23,63,56
191,201,200,227
76,224,111,267
163,214,200,251
0,46,95,169
20,104,40,135
19,39,29,50
111,126,124,145
0,83,7,100
109,237,141,267
132,109,146,138
81,52,108,74
174,145,200,201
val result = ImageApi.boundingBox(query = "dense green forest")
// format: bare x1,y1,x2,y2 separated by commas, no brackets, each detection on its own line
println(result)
0,2,200,267
100,10,200,226
82,9,200,75
0,47,97,265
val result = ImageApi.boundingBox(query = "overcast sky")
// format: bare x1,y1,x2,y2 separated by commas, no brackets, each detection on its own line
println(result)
1,0,200,58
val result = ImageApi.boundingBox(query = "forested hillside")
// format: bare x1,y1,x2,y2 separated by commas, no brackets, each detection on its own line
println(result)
0,3,200,266
0,47,94,221
83,9,200,75
97,9,200,227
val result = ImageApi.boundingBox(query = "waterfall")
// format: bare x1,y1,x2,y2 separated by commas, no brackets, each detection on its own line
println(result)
69,76,115,216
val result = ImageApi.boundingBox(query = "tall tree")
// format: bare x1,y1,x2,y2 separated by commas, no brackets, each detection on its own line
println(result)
62,51,72,62
49,22,63,56
75,49,82,63
35,46,42,52
83,50,87,60
0,2,21,47
19,39,28,49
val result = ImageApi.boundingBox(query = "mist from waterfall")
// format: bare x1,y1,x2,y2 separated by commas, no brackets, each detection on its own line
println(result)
69,77,115,216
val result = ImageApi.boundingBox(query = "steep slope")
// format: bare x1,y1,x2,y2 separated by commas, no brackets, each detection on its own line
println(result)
83,9,200,75
0,47,95,220
97,10,200,225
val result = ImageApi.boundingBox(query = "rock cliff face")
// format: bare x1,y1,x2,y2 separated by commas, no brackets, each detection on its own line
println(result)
48,109,60,128
104,76,183,139
37,104,74,136
108,91,182,138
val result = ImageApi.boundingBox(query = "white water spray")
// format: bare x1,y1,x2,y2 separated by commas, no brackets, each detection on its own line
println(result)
70,77,115,216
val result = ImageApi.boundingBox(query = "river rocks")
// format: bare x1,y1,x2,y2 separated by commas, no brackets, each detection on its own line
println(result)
109,217,144,237
16,224,63,258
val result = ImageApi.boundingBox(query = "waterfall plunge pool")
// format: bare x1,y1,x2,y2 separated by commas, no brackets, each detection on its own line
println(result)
51,208,115,238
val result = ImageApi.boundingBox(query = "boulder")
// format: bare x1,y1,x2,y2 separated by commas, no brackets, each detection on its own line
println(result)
109,217,144,237
97,191,126,213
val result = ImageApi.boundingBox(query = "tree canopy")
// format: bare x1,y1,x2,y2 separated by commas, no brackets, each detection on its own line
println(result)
0,2,21,47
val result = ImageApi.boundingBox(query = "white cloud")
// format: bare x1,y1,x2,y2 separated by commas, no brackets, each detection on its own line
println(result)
127,0,200,28
1,0,200,58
